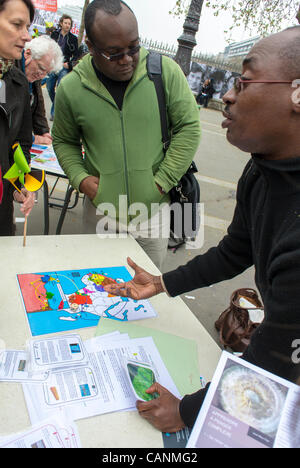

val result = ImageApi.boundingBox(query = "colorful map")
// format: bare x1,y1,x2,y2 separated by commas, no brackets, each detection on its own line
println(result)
17,266,157,336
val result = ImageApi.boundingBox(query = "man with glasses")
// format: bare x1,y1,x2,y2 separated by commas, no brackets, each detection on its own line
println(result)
52,0,200,270
104,26,300,433
17,35,63,144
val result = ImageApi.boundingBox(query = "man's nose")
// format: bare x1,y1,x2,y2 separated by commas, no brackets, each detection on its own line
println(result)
222,87,236,105
118,51,133,65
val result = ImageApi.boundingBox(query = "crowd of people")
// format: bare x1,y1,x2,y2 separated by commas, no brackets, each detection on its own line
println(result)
1,0,300,439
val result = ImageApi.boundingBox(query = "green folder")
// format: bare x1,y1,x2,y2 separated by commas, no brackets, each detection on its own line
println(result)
95,318,201,396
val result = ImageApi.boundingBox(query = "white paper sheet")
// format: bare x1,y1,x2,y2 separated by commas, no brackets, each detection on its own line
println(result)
23,334,180,424
0,415,81,448
28,334,88,372
0,349,49,383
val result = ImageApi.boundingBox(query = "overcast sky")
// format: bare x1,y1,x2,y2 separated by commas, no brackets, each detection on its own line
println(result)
57,0,260,55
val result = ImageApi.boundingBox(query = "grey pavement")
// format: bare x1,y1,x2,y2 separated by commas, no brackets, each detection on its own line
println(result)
14,87,255,346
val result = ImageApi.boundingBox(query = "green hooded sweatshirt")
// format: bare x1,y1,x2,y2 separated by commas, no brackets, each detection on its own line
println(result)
52,48,201,222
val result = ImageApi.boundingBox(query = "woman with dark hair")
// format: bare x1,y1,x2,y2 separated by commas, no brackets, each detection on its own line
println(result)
47,13,78,120
0,0,35,235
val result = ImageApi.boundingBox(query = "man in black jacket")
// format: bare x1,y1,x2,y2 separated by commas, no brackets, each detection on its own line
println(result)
104,26,300,432
46,14,78,120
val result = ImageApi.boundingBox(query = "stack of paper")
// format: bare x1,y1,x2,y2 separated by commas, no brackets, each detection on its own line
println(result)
1,332,180,447
22,332,181,424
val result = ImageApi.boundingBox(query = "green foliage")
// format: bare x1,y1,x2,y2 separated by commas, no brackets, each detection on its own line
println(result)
171,0,300,39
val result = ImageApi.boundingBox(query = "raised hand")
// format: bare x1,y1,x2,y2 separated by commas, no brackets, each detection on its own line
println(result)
104,257,164,300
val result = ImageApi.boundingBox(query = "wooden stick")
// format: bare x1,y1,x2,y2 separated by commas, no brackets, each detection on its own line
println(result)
23,216,27,247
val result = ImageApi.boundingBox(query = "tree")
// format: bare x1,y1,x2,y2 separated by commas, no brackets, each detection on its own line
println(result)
78,0,90,45
171,0,300,39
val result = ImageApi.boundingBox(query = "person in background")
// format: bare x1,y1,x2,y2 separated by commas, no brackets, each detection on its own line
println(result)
196,78,215,107
16,35,63,145
0,0,35,235
46,14,78,120
104,26,300,432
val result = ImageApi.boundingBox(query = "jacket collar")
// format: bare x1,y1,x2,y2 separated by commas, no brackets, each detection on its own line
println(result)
252,154,300,173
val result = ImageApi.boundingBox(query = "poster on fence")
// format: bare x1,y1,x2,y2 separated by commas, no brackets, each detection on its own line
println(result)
33,8,81,36
33,0,57,12
187,61,240,99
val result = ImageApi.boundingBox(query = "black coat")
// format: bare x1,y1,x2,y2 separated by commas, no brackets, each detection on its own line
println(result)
0,66,32,235
51,29,79,71
15,58,49,136
163,154,300,426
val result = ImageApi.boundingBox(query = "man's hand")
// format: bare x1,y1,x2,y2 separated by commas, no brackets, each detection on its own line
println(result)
104,257,164,300
79,176,100,200
136,383,185,433
34,133,52,145
13,188,35,217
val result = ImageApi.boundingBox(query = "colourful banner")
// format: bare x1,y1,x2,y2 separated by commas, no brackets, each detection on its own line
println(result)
33,0,57,12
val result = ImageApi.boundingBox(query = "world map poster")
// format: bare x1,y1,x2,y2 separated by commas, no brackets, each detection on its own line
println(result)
17,266,157,336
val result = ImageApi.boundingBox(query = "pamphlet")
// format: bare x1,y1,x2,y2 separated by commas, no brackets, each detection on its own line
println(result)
23,333,181,424
0,415,81,448
186,351,300,448
0,349,49,383
28,334,88,372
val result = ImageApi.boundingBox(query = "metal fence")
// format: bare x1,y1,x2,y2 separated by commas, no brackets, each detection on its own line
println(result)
141,37,242,74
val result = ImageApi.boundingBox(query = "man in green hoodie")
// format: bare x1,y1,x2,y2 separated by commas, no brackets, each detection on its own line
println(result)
52,0,201,270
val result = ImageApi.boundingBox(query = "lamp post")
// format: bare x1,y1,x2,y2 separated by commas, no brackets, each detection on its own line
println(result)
174,0,204,76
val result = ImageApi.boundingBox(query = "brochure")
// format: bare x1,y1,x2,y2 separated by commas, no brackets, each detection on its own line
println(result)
186,351,300,448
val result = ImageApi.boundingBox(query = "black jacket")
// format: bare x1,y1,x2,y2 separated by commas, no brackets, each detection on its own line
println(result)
0,66,32,235
51,29,79,71
163,155,300,426
15,58,49,136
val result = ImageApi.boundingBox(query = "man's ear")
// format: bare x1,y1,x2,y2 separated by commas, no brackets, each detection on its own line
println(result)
85,38,94,56
23,48,32,64
291,86,300,112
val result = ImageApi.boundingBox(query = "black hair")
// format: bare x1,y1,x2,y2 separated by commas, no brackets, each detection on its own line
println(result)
210,70,225,81
85,0,133,42
0,0,35,22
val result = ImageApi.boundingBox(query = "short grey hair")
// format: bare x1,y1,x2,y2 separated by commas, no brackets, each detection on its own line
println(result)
24,36,63,73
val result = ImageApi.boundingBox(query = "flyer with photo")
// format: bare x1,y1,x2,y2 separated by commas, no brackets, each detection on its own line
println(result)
187,351,300,449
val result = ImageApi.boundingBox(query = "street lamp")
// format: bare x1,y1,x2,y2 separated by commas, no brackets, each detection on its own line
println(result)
174,0,204,76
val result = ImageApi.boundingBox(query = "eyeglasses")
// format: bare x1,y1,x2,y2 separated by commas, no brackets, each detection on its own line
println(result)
93,44,141,62
233,77,299,93
27,57,50,77
36,61,49,76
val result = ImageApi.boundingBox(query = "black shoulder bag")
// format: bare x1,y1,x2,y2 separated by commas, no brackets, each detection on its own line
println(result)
146,52,200,246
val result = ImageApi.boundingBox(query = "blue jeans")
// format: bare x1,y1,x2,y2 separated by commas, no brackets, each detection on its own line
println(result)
46,67,69,119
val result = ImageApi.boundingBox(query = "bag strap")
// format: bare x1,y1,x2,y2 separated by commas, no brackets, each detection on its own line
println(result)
146,52,170,153
231,288,264,310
